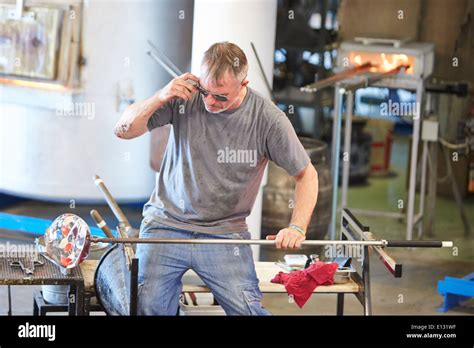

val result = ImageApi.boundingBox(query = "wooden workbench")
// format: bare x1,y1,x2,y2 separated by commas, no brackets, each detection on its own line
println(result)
181,261,360,293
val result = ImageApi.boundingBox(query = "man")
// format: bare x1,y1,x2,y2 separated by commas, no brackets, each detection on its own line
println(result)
114,42,318,315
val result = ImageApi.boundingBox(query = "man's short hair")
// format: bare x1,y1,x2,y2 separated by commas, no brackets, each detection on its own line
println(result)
201,42,248,85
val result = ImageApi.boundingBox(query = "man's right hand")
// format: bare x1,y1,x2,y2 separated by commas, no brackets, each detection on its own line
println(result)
114,73,199,140
157,72,199,103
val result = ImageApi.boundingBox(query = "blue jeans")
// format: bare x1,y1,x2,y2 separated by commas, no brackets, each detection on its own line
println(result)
136,218,271,316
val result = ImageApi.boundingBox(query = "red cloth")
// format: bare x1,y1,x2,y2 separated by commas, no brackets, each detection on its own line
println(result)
271,261,339,308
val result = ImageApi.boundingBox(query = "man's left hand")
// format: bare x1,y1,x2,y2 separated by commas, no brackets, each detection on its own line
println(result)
266,228,306,249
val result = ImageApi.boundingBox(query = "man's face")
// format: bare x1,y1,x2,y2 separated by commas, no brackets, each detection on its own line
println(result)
199,68,244,114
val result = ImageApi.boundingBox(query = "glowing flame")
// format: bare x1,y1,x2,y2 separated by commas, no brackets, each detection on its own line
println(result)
381,53,409,71
354,55,363,65
349,51,414,74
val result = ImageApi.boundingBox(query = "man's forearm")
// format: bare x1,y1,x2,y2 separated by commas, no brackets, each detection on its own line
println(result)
114,91,165,139
290,164,319,231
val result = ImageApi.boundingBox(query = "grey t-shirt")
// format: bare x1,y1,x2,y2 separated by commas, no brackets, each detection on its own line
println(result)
143,87,310,234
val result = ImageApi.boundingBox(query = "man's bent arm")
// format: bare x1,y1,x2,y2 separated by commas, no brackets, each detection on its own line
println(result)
114,72,199,139
114,91,166,140
291,163,319,232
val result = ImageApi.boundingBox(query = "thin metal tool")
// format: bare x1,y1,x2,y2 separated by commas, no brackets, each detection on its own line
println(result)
250,41,273,99
9,259,44,276
300,62,374,93
146,38,219,99
9,260,29,274
146,39,207,95
147,48,179,78
146,40,182,77
146,39,182,78
343,64,410,92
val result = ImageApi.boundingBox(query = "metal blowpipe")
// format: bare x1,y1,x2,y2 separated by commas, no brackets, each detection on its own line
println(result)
90,237,453,248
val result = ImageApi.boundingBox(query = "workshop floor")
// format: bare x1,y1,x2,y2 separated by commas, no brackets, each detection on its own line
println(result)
0,134,472,315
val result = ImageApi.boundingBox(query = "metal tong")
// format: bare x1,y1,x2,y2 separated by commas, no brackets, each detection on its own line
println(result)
9,259,44,276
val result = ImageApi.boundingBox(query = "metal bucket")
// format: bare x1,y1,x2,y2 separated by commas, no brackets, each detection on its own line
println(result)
340,118,372,183
260,137,332,261
39,239,110,304
94,244,132,315
42,285,69,304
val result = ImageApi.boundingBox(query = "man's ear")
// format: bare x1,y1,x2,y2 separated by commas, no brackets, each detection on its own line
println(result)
241,79,249,87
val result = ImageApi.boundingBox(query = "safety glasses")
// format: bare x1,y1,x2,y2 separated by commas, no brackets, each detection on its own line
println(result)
195,83,229,102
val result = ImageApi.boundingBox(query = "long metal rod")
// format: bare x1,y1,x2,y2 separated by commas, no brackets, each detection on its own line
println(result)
90,237,453,248
344,64,410,92
93,175,131,228
301,63,374,93
250,41,273,99
92,238,385,246
341,90,353,208
146,50,179,78
406,80,424,240
418,140,429,238
146,39,182,77
329,84,344,239
363,244,372,315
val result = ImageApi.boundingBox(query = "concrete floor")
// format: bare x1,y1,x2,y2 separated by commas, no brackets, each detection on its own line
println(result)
0,134,472,315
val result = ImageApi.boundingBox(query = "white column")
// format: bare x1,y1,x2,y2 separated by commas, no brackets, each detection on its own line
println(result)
192,0,278,260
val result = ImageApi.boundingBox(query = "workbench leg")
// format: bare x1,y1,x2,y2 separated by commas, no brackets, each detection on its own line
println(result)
7,285,12,316
337,293,345,316
33,296,39,316
83,292,91,316
76,283,84,316
363,246,372,316
130,258,139,316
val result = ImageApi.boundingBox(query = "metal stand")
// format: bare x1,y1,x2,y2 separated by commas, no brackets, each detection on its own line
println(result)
329,84,345,239
406,80,425,240
340,209,374,315
334,79,427,240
